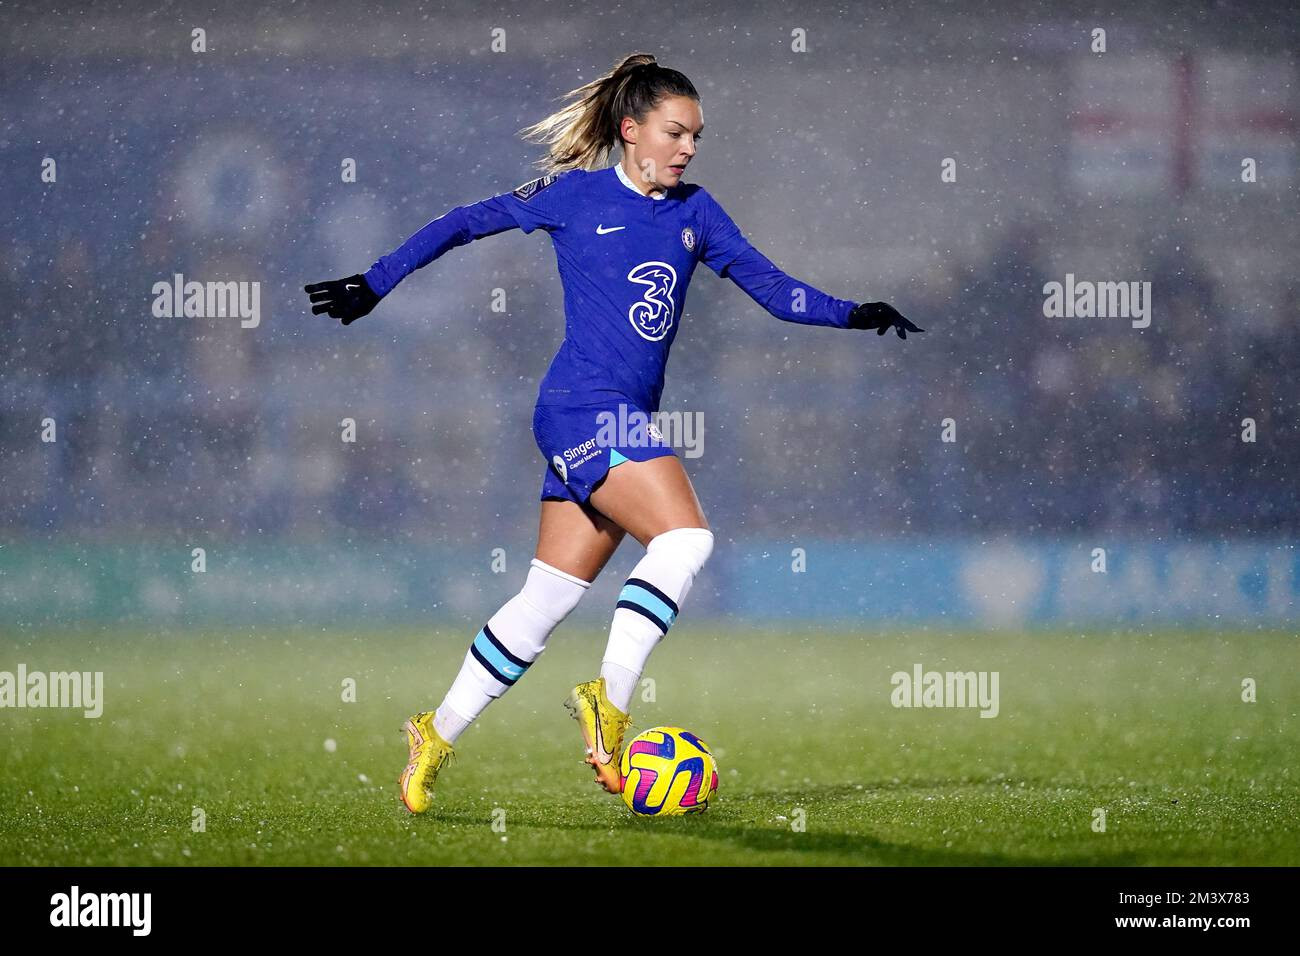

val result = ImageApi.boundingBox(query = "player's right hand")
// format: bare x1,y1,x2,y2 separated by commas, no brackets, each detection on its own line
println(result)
304,273,381,326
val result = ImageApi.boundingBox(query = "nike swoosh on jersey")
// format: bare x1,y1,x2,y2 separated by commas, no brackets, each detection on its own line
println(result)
595,224,625,234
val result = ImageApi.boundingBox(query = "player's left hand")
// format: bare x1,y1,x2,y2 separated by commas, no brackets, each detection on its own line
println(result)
848,301,924,339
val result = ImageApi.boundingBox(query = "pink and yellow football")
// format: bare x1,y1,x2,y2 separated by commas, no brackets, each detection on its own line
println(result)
618,726,719,816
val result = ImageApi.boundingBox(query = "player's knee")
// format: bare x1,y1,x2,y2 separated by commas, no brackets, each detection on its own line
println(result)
520,557,592,623
646,527,714,576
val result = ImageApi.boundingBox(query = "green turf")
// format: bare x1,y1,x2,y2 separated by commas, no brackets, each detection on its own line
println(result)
0,624,1296,866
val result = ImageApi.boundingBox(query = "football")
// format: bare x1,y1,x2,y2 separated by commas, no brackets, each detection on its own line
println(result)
619,726,719,816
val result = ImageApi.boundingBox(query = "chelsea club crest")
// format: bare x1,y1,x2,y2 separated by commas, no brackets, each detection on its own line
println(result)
681,226,696,252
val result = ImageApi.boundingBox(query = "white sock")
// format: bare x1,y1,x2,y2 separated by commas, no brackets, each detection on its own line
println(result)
435,558,590,743
600,527,715,713
433,704,471,743
599,661,640,714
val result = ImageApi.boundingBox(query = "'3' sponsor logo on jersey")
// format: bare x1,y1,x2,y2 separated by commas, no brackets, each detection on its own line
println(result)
626,261,677,342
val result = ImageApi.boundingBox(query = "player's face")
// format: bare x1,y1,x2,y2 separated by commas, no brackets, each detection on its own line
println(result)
621,95,703,193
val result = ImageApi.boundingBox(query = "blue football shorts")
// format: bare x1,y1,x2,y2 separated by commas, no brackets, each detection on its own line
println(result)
533,398,677,505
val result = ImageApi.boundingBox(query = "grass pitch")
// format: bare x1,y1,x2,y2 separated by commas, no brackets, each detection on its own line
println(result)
1,624,1296,866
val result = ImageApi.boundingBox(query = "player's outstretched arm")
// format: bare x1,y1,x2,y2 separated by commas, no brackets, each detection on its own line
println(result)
303,173,571,327
699,189,923,339
301,204,473,327
716,243,924,339
302,203,518,326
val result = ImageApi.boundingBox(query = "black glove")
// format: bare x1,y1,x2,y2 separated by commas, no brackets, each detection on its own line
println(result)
848,301,924,339
304,273,381,326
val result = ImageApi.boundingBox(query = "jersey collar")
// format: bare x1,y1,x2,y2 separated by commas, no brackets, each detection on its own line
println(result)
613,162,666,200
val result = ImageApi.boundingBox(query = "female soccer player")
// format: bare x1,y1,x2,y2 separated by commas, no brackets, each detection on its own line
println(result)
304,52,922,814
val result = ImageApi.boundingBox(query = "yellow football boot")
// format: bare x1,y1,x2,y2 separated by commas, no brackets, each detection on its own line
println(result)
563,677,632,794
398,711,456,814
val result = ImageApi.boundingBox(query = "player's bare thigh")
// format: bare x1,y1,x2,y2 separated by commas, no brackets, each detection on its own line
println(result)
534,497,627,582
587,455,709,549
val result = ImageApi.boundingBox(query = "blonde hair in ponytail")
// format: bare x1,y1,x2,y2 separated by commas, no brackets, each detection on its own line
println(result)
519,52,699,174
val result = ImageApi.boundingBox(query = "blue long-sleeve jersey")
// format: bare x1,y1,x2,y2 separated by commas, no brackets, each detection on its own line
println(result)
364,164,859,412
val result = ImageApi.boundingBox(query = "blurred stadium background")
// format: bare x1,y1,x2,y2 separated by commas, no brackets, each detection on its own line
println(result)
1,0,1298,630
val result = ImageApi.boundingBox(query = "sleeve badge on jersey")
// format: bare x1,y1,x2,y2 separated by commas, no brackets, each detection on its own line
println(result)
512,173,558,201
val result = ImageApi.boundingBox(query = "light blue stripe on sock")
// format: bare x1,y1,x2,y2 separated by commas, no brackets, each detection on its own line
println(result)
472,629,527,681
619,583,677,628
